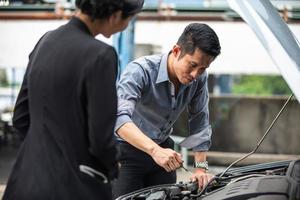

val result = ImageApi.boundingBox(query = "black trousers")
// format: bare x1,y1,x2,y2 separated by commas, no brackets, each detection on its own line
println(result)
112,138,177,199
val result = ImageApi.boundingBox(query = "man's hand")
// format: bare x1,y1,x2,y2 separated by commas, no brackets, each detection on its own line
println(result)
150,146,183,172
117,122,183,172
190,168,214,189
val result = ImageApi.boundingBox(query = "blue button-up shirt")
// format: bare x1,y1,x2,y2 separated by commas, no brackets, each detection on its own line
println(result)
115,53,212,151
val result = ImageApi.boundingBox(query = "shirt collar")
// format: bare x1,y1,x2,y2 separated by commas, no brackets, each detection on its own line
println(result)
155,53,195,88
156,53,170,84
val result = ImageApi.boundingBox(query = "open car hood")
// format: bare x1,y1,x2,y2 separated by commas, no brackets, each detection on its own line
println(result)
228,0,300,102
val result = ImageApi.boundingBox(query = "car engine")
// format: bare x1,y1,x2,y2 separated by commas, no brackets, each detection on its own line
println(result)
116,159,300,200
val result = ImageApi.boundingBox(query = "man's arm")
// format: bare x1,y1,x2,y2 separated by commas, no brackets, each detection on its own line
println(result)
194,151,207,164
190,151,213,188
186,73,213,188
115,61,182,172
117,122,182,172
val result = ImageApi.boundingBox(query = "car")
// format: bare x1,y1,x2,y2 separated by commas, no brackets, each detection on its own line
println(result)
116,0,300,199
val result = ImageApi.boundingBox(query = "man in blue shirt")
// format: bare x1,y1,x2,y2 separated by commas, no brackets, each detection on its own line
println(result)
113,23,221,198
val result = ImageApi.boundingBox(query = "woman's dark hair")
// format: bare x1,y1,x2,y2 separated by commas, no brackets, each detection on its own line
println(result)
75,0,144,20
177,23,221,58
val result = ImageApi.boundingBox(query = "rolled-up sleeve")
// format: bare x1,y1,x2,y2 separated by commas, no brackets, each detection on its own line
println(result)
114,61,148,132
187,73,211,152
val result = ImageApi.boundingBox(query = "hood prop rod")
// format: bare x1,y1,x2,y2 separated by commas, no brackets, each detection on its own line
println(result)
195,94,294,197
219,93,294,178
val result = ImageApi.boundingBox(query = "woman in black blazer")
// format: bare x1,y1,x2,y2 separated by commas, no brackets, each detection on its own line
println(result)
3,0,143,199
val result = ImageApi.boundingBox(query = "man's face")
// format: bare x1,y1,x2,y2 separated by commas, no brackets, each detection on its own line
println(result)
171,46,214,85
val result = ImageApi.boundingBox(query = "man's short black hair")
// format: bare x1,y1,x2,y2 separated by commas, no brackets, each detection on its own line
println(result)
75,0,144,20
177,23,221,58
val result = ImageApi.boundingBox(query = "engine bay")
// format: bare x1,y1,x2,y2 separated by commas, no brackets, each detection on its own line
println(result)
116,160,300,200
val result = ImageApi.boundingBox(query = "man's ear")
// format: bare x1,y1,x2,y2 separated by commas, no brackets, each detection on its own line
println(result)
172,45,181,59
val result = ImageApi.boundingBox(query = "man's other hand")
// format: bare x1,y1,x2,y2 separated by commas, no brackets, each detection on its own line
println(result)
190,168,214,189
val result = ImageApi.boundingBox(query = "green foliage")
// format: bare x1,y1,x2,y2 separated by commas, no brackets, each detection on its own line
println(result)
0,69,9,87
232,75,291,96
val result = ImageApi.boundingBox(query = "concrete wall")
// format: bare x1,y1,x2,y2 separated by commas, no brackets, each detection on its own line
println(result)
174,95,300,154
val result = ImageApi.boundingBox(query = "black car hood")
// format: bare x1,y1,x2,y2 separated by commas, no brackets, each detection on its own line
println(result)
228,0,300,102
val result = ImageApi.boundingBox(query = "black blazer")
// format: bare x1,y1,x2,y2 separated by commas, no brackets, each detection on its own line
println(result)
4,17,118,200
